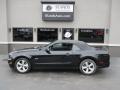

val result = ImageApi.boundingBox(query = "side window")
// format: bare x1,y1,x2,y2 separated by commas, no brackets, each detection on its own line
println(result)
72,45,81,51
50,43,73,51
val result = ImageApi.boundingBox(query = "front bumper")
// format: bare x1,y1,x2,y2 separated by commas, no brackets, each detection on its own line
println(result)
8,55,14,68
97,54,110,68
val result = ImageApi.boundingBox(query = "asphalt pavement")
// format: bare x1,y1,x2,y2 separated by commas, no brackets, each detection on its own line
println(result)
0,55,120,90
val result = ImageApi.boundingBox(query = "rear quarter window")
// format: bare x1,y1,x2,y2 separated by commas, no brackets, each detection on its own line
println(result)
79,43,91,50
72,45,81,51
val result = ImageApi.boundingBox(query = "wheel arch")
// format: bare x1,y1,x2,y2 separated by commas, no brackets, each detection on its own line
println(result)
13,56,32,66
80,56,97,64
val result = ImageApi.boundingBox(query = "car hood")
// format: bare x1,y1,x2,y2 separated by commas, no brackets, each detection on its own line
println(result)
9,47,40,55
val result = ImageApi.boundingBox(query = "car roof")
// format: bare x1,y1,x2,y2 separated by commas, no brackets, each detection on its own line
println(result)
54,40,86,45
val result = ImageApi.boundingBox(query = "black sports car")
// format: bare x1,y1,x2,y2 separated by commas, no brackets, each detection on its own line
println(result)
8,40,110,75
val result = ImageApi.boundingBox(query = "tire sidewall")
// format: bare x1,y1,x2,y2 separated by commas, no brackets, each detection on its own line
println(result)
79,59,97,75
14,58,31,73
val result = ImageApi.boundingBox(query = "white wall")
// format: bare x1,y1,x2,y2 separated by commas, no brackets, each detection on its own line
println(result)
109,0,120,44
7,0,110,28
0,0,8,42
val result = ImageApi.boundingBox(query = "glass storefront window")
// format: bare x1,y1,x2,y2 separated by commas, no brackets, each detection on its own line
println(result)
13,28,33,42
78,29,104,43
37,28,58,42
62,28,74,40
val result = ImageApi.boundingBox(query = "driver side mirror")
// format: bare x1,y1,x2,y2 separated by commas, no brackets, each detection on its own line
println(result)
45,48,51,54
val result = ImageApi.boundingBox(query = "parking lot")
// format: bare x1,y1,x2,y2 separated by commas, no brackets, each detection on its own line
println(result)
0,55,120,90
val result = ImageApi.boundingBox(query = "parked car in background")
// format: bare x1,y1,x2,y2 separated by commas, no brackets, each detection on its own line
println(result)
8,40,110,75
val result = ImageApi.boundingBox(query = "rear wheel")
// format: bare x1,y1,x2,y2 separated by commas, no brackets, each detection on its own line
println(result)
79,59,97,75
14,58,31,73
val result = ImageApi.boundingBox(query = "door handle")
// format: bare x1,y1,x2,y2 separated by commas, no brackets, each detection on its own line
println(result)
66,53,70,56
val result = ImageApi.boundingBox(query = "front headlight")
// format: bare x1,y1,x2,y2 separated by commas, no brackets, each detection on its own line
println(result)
8,54,13,61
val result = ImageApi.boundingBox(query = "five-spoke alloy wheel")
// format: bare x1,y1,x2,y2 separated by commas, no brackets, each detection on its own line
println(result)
79,59,97,75
14,58,31,73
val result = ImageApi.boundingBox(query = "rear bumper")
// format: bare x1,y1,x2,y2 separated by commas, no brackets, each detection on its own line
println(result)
97,54,110,68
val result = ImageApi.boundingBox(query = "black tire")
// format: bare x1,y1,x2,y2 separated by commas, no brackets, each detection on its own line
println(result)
79,59,97,75
14,57,31,73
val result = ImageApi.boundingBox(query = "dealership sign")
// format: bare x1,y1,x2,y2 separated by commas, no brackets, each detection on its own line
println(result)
41,1,75,21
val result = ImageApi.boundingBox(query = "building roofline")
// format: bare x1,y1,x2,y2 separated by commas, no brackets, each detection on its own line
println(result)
41,0,75,4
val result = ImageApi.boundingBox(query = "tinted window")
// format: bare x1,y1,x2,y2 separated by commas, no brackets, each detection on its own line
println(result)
37,28,58,42
78,29,104,43
50,43,73,51
13,28,33,42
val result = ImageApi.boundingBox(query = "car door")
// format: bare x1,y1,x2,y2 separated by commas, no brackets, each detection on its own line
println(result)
33,42,76,69
48,43,81,68
49,43,73,66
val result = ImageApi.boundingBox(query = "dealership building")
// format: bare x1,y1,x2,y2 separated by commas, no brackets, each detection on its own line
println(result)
0,0,120,56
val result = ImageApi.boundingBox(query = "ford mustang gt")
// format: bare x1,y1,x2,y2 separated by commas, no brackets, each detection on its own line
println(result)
8,40,110,75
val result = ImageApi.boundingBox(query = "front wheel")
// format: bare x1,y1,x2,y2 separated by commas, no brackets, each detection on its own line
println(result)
14,58,31,73
79,59,97,75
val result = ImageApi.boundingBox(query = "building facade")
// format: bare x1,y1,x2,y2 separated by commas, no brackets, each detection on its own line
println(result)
0,0,120,56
